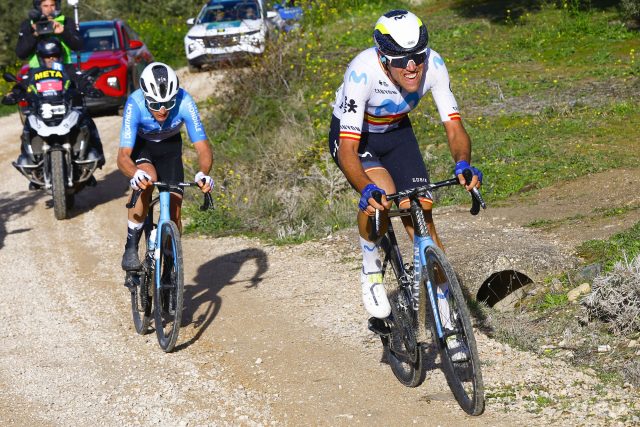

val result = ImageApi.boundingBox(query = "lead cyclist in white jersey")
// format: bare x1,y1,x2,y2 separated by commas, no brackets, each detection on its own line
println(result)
328,10,483,355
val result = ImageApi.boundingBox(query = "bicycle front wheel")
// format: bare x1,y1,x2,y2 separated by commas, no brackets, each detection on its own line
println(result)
424,246,485,415
154,221,184,352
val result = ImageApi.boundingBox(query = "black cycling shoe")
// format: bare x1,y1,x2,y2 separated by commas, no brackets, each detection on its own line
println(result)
368,316,392,336
28,182,41,191
121,246,142,271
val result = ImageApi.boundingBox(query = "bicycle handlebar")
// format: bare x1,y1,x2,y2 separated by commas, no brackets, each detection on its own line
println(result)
125,180,214,211
369,174,486,239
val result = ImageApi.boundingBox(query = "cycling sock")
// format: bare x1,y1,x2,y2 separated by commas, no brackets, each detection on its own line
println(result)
125,222,143,249
360,236,381,274
128,220,143,230
437,282,454,330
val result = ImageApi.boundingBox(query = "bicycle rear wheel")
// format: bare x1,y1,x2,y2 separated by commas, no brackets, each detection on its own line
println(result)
130,224,153,335
380,236,426,387
424,246,484,415
154,220,184,352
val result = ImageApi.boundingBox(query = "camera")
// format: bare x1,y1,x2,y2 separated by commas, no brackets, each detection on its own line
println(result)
35,19,54,35
29,9,55,35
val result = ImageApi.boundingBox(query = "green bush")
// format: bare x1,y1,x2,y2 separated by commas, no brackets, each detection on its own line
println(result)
128,17,189,68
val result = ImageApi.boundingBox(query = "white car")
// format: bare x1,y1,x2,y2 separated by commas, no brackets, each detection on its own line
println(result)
184,0,276,69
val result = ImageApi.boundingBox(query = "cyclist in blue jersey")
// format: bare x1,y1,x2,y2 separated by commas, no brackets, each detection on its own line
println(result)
117,62,214,271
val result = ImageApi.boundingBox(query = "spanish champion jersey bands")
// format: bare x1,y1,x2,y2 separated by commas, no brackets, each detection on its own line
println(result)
119,88,207,148
331,47,460,142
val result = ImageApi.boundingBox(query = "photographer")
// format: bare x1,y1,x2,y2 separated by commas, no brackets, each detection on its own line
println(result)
15,0,82,68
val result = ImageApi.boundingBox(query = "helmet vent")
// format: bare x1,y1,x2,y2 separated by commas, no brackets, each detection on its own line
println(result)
139,62,179,103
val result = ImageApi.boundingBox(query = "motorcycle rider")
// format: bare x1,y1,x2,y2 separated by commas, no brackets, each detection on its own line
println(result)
14,37,104,186
16,0,82,67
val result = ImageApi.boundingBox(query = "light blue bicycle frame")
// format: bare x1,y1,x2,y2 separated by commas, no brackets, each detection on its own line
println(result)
402,198,446,341
150,190,174,291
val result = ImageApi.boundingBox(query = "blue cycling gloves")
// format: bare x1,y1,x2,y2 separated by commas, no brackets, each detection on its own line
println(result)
359,183,385,211
454,160,483,184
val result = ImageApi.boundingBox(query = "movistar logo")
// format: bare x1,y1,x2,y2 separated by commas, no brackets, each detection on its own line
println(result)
375,93,420,115
348,71,367,85
433,54,445,69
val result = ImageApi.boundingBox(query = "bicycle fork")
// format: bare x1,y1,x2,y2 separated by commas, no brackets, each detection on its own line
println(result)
409,198,447,341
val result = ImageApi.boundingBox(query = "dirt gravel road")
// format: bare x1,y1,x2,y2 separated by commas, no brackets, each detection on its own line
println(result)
0,69,638,426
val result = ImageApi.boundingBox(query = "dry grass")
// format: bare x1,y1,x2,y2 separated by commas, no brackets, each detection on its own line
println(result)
583,254,640,335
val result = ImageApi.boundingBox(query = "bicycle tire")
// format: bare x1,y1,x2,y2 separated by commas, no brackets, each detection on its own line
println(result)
130,224,153,335
380,236,426,387
154,220,184,352
423,246,485,415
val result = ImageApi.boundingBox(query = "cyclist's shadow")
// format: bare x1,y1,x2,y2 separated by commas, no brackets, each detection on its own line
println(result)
176,247,268,350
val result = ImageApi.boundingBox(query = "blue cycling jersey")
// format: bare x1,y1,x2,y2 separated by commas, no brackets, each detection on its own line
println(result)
119,88,207,148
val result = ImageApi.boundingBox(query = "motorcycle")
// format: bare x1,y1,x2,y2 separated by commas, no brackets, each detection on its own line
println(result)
3,68,104,220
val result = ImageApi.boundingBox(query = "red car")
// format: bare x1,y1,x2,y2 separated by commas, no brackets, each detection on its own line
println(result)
18,20,154,114
76,19,154,113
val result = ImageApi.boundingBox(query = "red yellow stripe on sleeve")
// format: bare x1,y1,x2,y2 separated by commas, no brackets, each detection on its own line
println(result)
448,112,461,121
339,131,361,142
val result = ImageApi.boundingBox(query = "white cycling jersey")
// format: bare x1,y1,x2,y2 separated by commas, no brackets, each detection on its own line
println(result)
331,47,461,143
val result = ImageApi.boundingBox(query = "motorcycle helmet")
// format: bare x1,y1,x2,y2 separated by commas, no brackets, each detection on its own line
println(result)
373,10,428,57
139,62,180,109
33,0,62,17
36,37,62,59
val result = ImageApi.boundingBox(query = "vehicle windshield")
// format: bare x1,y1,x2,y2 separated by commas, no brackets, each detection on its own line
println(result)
197,1,260,23
79,25,119,52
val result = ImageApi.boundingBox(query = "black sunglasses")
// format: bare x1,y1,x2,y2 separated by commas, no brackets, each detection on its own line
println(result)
146,98,177,112
385,50,428,69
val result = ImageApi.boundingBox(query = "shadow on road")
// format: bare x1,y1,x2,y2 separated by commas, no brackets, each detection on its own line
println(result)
0,190,43,250
175,247,269,351
68,169,129,218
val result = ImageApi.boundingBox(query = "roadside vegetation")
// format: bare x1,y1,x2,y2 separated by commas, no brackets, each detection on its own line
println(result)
184,0,640,242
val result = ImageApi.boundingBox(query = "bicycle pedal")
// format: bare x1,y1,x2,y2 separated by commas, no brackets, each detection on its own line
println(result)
368,317,392,336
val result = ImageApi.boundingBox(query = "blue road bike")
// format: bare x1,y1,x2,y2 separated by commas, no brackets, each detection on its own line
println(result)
369,171,486,415
125,181,213,352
